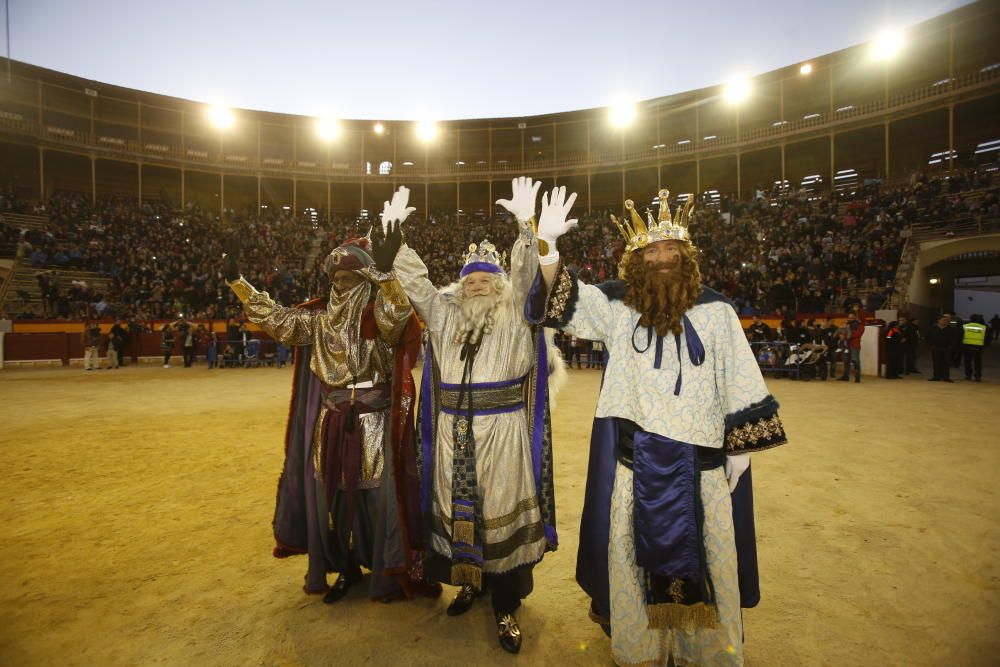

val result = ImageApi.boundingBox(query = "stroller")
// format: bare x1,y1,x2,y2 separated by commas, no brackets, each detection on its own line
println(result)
243,338,264,368
794,343,829,380
756,344,781,370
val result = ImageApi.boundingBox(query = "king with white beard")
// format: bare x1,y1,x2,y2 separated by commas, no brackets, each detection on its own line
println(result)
371,179,559,654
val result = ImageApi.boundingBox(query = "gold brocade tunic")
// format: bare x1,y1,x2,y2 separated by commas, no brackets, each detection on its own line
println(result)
229,274,412,487
229,274,411,387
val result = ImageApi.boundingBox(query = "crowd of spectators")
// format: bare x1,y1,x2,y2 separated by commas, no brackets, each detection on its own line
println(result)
1,166,996,326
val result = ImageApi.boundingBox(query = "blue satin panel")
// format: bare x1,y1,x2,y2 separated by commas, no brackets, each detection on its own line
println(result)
576,417,762,625
632,431,701,580
419,339,435,516
575,417,618,621
731,465,761,607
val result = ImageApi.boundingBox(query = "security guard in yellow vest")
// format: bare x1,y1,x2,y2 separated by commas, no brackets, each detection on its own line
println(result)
962,314,989,382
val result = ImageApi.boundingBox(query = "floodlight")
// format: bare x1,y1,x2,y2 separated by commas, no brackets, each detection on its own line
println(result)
416,121,438,142
207,106,234,130
317,119,341,141
929,277,940,285
799,63,813,75
871,30,904,61
723,78,751,104
373,122,385,135
609,103,636,128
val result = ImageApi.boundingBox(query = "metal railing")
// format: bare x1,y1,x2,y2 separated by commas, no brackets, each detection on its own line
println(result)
0,212,52,231
908,217,1000,243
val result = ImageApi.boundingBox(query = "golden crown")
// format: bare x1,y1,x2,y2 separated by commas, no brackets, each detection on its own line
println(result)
610,188,695,254
460,239,507,276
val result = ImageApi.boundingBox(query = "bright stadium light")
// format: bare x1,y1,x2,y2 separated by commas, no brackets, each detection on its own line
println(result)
609,102,636,128
416,120,438,142
871,29,904,61
723,77,751,104
799,63,813,75
316,118,341,141
207,106,234,130
373,122,385,135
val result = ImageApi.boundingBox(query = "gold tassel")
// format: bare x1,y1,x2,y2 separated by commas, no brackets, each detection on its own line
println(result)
646,602,719,631
452,519,475,546
450,563,482,590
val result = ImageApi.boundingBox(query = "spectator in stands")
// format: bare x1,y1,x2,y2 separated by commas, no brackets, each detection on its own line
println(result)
746,315,772,343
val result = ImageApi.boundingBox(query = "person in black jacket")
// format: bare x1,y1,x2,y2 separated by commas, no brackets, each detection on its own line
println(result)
900,315,920,374
927,312,957,382
160,323,176,368
746,315,773,343
110,319,129,367
884,321,904,379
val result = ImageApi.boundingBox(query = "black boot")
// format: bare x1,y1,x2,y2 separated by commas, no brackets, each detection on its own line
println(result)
323,568,361,604
447,584,483,616
495,611,522,654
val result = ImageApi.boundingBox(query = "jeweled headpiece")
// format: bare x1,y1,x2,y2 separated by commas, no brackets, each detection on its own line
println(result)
323,236,374,277
610,188,695,255
460,239,507,278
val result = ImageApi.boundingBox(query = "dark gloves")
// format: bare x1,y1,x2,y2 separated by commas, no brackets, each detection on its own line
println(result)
223,236,241,282
371,220,403,274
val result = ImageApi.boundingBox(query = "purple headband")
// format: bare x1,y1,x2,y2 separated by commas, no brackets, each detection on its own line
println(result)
460,262,506,279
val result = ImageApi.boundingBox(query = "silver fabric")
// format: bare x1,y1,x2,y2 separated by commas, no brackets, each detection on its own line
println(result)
393,235,545,573
237,275,410,388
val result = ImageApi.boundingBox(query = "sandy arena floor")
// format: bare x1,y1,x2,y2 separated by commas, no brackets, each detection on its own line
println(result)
0,359,998,666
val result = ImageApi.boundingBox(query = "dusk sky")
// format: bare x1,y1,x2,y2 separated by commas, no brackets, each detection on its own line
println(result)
7,0,971,120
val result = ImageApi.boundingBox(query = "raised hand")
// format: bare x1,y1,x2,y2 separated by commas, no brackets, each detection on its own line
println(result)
380,186,417,234
496,176,542,223
372,220,403,273
537,186,579,248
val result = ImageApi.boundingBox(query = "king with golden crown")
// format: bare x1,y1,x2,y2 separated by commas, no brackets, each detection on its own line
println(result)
532,182,790,666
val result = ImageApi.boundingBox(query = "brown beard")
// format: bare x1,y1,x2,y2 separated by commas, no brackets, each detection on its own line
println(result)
622,243,703,337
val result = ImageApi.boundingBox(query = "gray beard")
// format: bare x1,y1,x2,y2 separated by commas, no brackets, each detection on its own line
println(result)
454,292,503,344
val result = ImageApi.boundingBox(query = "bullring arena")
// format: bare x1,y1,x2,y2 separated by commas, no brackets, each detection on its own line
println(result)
2,1,1000,665
1,360,998,665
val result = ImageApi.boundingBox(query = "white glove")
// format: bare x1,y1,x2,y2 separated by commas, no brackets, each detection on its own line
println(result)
537,186,578,252
495,176,541,223
724,453,750,493
380,186,416,234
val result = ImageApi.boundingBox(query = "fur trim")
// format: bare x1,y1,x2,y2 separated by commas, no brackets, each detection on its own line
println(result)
544,328,567,407
724,395,780,430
